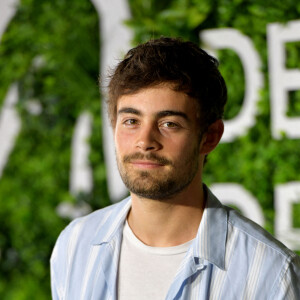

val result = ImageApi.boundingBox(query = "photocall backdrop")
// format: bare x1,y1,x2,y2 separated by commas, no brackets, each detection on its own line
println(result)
0,0,299,298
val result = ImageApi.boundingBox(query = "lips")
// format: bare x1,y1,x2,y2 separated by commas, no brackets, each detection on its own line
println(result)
130,160,164,169
123,153,172,166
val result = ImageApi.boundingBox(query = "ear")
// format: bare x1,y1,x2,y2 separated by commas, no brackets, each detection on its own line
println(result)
200,119,224,155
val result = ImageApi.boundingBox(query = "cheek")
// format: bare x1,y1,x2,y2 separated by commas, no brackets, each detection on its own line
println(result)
165,137,191,156
170,135,200,158
114,129,134,153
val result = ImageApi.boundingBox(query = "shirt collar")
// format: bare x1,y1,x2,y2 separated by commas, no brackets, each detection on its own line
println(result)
91,197,131,245
91,186,228,271
192,185,227,270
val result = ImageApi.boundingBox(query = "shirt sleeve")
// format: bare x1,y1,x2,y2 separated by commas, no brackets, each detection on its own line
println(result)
50,228,68,300
271,254,300,300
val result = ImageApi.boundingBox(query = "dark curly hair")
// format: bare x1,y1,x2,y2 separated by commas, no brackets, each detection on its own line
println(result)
107,37,227,132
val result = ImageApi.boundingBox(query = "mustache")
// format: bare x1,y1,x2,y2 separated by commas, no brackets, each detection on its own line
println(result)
123,153,172,166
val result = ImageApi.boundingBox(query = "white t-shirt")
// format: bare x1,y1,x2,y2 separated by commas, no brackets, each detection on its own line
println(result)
118,221,193,300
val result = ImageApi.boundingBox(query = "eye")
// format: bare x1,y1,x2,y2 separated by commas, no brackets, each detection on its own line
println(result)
162,122,179,128
123,119,139,126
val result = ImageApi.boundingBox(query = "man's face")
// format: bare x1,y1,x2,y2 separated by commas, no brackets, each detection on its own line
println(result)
114,84,204,200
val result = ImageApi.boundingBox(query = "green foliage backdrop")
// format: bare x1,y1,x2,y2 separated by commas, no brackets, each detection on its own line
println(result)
0,0,299,298
0,1,109,298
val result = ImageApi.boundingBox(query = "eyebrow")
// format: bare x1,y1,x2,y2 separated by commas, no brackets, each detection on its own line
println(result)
156,110,189,121
118,107,189,121
118,107,141,116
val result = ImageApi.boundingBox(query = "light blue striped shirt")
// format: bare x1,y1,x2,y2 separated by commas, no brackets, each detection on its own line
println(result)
51,187,300,299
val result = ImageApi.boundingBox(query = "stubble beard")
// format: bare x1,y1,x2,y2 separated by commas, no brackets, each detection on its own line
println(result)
116,147,200,200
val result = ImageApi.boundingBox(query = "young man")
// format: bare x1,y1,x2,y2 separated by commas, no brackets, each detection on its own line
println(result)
51,37,300,299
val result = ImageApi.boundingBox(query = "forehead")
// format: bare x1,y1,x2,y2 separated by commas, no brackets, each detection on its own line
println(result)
116,85,198,116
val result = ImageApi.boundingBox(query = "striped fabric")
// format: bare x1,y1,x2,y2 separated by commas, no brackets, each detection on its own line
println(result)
51,186,300,299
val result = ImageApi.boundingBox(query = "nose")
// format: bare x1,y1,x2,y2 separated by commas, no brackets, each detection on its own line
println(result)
136,123,162,151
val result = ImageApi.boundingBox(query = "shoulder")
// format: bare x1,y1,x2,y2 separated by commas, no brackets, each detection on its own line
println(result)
223,207,300,297
51,197,131,261
50,198,131,298
204,185,300,298
226,207,300,290
227,207,296,259
57,198,130,245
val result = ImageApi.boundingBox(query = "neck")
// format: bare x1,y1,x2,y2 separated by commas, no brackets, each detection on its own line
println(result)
127,177,205,247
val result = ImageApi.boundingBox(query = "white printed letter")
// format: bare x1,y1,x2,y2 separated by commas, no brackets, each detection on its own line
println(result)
91,0,132,202
201,29,263,142
275,182,300,250
268,20,300,139
210,183,265,227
